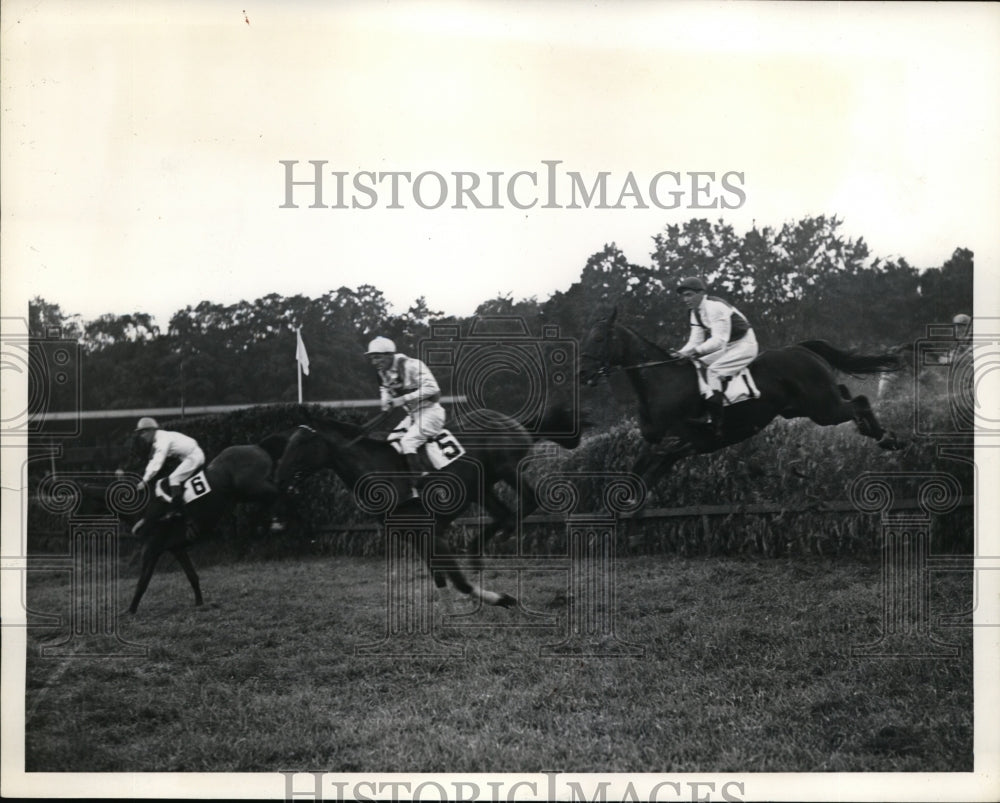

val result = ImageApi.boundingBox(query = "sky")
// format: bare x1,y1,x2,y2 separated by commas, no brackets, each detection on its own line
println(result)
2,1,998,331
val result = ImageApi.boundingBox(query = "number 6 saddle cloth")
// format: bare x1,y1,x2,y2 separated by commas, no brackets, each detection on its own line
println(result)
154,471,212,504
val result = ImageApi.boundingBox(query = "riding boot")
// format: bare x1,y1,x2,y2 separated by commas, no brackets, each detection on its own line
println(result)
706,390,725,439
403,453,427,499
686,395,715,426
169,483,186,515
167,484,193,539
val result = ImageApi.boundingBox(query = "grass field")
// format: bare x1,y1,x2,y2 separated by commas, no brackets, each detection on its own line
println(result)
23,551,972,774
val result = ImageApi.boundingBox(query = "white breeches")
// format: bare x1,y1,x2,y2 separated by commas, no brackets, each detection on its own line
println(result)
697,331,759,396
394,404,446,454
168,449,206,487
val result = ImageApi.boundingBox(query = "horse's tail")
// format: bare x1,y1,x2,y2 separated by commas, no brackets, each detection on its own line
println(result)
797,340,902,377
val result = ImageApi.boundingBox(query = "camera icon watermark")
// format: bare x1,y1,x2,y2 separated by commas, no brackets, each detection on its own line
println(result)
1,318,82,439
420,317,578,444
3,472,148,657
849,471,968,658
914,317,1000,439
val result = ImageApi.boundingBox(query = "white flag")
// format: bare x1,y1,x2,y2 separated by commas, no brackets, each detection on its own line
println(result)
296,328,310,376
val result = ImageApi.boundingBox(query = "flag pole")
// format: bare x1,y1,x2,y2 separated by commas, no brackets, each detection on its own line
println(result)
297,327,303,403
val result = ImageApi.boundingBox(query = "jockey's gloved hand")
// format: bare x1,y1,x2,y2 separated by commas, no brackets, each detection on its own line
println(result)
391,396,408,408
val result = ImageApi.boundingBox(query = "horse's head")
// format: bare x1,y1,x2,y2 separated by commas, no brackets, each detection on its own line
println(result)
579,307,621,387
274,425,327,496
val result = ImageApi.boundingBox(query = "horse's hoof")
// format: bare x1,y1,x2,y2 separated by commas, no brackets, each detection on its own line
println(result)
497,593,518,609
878,432,905,450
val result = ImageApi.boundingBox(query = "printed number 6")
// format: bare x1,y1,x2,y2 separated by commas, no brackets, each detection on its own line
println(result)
190,476,207,495
435,434,461,459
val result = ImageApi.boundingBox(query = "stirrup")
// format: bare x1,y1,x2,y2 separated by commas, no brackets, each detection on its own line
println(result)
685,411,713,427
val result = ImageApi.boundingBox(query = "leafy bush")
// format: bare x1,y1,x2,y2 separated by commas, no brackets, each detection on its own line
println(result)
28,386,973,560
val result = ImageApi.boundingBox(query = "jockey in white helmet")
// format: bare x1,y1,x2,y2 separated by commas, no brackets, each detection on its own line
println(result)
134,417,206,522
365,336,446,497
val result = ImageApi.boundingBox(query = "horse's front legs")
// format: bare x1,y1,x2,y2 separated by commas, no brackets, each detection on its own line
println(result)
633,436,694,492
129,538,166,614
128,520,188,614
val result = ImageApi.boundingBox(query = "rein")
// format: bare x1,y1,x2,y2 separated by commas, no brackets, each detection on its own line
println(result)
585,355,687,378
621,356,688,371
581,319,695,383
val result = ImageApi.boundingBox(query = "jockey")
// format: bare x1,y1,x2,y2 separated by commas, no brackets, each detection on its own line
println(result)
134,417,206,517
950,312,973,363
365,336,446,498
674,276,759,438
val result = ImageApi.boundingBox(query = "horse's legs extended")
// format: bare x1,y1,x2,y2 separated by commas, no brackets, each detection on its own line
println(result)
129,539,166,614
635,437,694,492
128,520,187,614
849,394,903,449
418,517,516,608
480,489,519,552
169,547,203,607
815,387,901,449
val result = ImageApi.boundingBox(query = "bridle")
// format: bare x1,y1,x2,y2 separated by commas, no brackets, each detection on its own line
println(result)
580,324,689,382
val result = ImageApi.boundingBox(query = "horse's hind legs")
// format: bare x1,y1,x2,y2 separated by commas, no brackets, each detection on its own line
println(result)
170,548,204,607
849,394,904,450
434,555,517,608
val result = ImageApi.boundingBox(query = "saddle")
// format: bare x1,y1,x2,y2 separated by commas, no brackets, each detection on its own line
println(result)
693,366,761,406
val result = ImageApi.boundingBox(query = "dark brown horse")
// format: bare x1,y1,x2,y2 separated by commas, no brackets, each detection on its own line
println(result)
128,432,293,614
579,309,903,490
274,405,580,608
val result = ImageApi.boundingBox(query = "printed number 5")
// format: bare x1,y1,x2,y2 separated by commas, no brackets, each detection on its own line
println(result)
435,434,461,459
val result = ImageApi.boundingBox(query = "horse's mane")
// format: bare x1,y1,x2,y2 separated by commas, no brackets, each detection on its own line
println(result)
307,418,378,445
450,407,521,433
257,429,295,462
607,318,674,362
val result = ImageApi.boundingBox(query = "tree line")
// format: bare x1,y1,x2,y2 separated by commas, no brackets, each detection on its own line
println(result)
29,214,973,414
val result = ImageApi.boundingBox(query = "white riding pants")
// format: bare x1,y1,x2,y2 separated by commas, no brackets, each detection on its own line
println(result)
168,449,206,488
393,403,446,454
697,331,759,397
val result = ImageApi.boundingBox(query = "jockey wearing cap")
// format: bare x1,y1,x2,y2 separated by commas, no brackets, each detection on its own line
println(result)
134,417,206,518
365,336,446,498
946,313,973,365
674,276,759,438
